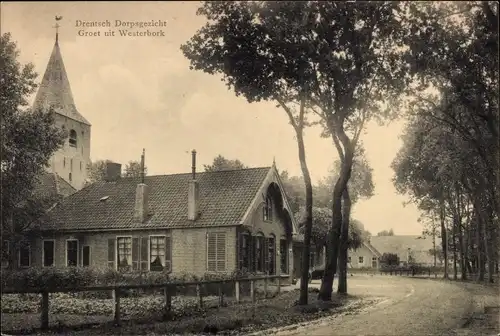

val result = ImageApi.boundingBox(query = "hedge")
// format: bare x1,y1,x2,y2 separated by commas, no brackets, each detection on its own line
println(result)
0,267,262,298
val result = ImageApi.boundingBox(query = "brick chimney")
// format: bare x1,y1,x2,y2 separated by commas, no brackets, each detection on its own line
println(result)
134,183,149,223
134,149,148,223
188,150,199,221
104,162,122,182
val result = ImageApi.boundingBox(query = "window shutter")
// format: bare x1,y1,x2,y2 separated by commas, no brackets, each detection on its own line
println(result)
107,239,115,269
248,235,255,272
216,233,226,272
140,237,148,270
165,235,172,272
132,238,139,270
207,233,217,272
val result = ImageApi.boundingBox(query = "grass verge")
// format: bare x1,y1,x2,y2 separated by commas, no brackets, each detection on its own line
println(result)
2,289,376,335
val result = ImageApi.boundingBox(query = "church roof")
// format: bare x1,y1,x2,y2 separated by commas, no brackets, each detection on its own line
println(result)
33,37,91,125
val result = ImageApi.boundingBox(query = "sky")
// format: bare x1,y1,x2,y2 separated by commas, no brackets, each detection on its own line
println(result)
2,1,424,235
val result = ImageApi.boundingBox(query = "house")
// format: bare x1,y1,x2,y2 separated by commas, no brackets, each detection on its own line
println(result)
347,235,438,269
347,240,382,269
1,172,76,268
369,235,437,267
16,154,301,284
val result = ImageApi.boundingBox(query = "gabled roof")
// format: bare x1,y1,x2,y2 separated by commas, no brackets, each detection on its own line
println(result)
34,172,77,201
46,167,272,231
369,235,435,264
32,38,90,125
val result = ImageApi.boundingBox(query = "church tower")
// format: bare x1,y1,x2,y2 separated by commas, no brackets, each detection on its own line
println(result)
33,18,91,191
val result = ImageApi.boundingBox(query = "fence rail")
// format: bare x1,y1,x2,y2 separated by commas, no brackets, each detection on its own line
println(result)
1,274,287,331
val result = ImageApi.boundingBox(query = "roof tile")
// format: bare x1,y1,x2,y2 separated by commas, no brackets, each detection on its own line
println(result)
47,167,271,231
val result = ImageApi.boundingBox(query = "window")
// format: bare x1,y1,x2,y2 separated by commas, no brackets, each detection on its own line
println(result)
117,237,132,272
254,233,266,273
80,161,82,171
372,257,377,268
268,235,276,275
43,240,55,267
83,246,91,267
63,157,66,168
69,129,77,147
19,243,31,268
150,235,172,272
238,231,252,271
280,238,288,274
358,256,364,264
207,232,226,272
70,158,73,172
263,196,273,221
348,256,351,263
66,240,78,266
108,237,160,271
69,172,72,182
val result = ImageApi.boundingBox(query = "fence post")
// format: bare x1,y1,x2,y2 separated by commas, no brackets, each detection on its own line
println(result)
235,280,240,303
41,291,49,330
113,288,121,326
163,286,172,319
197,284,203,309
218,282,224,307
250,279,256,303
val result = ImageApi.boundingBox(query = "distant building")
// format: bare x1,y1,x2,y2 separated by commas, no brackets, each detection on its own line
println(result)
33,30,91,191
348,235,438,268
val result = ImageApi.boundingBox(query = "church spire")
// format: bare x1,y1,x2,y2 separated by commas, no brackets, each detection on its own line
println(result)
33,16,90,125
54,15,62,44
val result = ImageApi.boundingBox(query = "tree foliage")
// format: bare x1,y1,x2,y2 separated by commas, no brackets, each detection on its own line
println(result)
380,253,399,266
393,1,499,282
123,160,148,178
377,229,395,236
0,33,66,267
203,154,248,172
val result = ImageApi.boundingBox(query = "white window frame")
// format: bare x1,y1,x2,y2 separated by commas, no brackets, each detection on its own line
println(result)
42,239,56,267
66,239,79,266
82,245,92,267
206,232,226,273
358,256,364,265
149,234,168,272
18,243,31,268
116,236,132,271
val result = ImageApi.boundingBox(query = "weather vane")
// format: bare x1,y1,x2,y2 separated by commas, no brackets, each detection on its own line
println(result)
54,15,63,43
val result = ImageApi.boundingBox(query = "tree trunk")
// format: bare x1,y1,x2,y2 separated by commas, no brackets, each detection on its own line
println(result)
337,187,351,295
439,197,449,279
457,187,466,280
318,129,354,301
296,131,314,305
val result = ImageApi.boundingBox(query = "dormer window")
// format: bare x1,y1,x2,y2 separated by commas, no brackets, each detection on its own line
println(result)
263,195,273,222
69,129,77,147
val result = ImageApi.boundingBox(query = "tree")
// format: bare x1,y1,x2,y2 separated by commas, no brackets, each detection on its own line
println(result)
204,154,248,172
380,253,399,266
86,159,147,184
86,160,114,184
0,33,66,268
182,2,317,305
377,229,395,236
123,160,148,178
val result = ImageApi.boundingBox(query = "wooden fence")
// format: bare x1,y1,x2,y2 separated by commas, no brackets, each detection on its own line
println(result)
1,275,287,330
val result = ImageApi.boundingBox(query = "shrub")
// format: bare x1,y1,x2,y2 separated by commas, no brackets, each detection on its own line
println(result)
1,267,258,294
